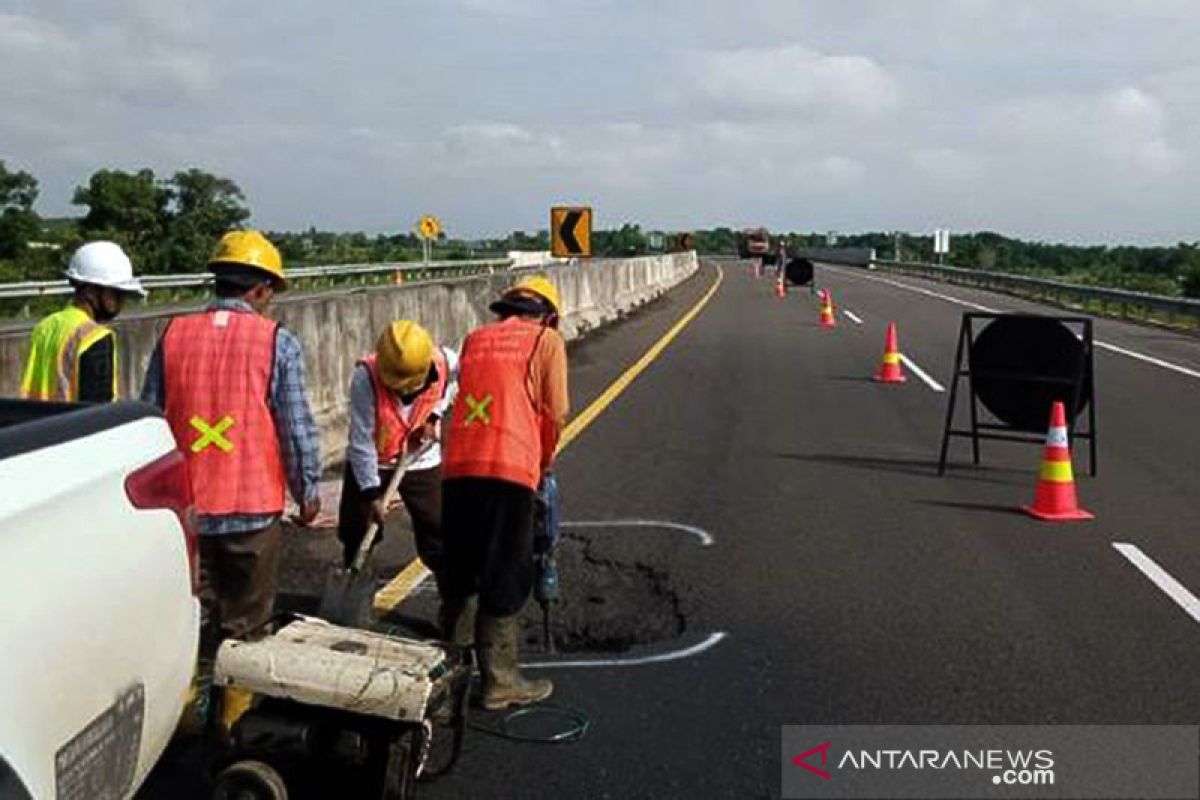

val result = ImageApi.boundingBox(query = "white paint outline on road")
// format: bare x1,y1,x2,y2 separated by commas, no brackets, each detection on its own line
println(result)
843,309,864,325
827,266,1200,382
522,631,727,670
561,519,715,547
378,520,714,612
899,354,946,392
1113,543,1200,624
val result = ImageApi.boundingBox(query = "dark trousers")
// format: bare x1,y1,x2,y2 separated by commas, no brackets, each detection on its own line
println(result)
197,521,282,656
338,463,446,590
442,477,536,617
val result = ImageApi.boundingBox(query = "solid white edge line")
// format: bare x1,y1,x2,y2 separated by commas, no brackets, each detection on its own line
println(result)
843,309,864,324
1113,543,1200,624
898,354,946,392
827,265,1200,382
522,631,728,670
561,519,715,547
1095,341,1200,380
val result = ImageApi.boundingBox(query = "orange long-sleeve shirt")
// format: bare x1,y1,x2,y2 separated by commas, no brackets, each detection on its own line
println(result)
528,326,569,466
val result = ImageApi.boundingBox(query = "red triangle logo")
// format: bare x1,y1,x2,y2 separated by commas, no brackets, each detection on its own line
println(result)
792,741,832,780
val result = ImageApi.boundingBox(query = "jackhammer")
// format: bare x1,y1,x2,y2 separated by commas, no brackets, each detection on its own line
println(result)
533,472,562,653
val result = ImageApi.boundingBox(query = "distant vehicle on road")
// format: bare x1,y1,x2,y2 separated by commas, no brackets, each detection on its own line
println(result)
0,400,200,800
737,228,777,266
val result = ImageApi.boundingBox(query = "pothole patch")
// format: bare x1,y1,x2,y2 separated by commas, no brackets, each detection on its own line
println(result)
522,532,686,653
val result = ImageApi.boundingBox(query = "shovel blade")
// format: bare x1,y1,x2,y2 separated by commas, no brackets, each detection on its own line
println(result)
317,566,377,628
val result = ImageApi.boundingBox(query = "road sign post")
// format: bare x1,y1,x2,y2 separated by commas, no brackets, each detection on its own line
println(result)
551,206,592,258
417,215,442,266
934,229,950,265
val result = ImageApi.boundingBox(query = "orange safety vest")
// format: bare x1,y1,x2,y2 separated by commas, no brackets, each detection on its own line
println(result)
362,347,449,464
162,309,286,517
443,318,546,491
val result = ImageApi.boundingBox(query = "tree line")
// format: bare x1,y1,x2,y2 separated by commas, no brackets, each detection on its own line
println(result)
694,228,1200,298
2,160,1198,297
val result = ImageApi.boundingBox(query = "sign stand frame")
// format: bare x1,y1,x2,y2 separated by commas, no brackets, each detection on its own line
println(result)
937,312,1098,476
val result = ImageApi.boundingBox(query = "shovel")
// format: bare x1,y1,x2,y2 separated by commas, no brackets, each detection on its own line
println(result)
318,448,420,627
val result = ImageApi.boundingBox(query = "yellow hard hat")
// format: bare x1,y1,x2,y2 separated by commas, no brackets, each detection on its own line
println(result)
209,230,287,289
375,320,434,394
503,275,561,315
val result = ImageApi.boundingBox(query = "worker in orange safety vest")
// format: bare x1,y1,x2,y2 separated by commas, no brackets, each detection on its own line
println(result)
440,275,569,711
338,320,459,594
141,230,322,734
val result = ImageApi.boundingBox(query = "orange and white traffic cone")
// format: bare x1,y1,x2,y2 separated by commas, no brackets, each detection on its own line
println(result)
1023,401,1094,522
818,290,836,328
775,278,786,299
874,322,907,383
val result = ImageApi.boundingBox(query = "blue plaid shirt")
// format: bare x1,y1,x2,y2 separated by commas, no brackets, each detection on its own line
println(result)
141,299,322,535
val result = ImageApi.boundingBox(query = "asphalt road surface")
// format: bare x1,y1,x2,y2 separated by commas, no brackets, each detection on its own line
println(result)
141,259,1200,798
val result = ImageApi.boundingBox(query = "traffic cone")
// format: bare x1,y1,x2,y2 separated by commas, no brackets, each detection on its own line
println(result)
873,323,907,383
1023,401,1094,522
775,278,786,299
818,290,836,328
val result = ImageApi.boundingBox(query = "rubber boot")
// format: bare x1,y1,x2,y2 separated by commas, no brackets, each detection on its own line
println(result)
439,594,478,647
476,614,553,711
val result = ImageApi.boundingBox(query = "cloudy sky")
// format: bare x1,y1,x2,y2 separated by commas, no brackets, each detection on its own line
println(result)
3,1,1199,242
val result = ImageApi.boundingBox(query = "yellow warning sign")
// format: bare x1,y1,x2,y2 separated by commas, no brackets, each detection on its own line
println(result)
551,206,592,258
418,215,442,240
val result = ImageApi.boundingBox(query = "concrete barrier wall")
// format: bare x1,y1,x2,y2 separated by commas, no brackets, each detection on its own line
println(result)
0,252,698,464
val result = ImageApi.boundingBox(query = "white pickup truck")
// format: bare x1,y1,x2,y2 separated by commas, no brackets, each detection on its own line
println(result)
0,399,200,799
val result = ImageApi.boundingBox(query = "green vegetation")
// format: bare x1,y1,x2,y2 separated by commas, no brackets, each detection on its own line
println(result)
758,230,1200,299
2,159,1198,300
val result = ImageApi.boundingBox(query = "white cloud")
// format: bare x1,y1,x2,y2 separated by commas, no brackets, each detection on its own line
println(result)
991,86,1179,176
910,149,986,184
6,1,1200,241
682,44,900,118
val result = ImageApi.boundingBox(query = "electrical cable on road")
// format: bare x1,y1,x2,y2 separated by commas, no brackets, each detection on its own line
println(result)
469,703,592,744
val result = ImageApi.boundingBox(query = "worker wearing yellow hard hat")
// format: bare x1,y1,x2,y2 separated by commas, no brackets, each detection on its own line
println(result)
440,273,569,710
338,320,460,614
490,275,562,326
140,229,322,736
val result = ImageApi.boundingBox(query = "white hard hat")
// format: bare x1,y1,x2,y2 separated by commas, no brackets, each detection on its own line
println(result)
65,241,146,297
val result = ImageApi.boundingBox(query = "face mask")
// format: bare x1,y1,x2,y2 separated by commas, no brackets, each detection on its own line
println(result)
93,290,123,322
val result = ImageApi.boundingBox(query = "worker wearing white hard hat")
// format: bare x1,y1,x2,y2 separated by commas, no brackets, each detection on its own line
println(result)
20,241,146,402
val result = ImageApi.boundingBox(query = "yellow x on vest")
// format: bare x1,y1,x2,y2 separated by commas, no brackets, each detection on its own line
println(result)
190,415,235,453
463,393,493,426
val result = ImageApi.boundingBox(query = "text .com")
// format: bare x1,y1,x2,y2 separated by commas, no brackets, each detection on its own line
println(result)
994,768,1055,787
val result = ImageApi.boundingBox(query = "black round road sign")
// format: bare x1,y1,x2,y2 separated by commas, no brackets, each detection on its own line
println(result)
970,315,1092,433
785,258,814,286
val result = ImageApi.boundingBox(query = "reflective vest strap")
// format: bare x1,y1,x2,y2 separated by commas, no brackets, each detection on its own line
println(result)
59,320,112,401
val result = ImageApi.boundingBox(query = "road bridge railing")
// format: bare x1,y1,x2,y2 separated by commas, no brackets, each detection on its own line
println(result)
866,258,1200,330
0,258,514,311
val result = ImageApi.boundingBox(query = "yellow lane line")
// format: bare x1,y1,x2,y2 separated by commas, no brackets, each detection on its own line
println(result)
555,264,724,453
372,559,431,614
374,262,725,614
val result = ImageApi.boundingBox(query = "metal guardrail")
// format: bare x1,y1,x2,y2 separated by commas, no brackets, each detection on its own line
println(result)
0,258,514,300
869,259,1200,328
